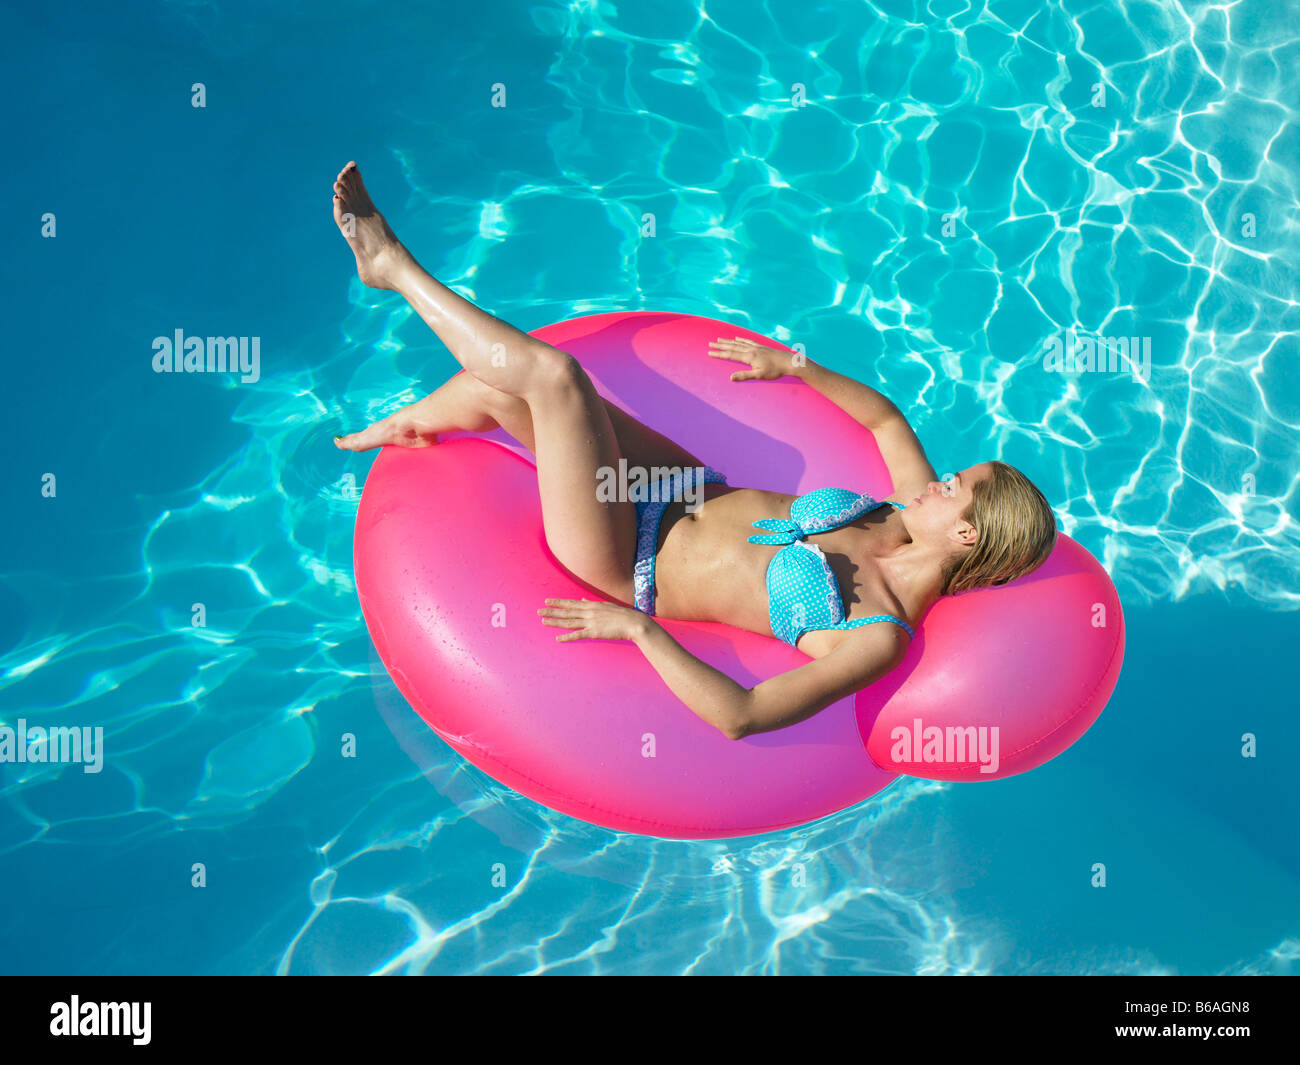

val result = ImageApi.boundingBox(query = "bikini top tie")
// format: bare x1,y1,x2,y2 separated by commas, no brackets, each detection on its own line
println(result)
747,488,915,648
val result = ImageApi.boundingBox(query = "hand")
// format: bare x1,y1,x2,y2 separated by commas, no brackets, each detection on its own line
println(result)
707,336,803,381
538,598,651,642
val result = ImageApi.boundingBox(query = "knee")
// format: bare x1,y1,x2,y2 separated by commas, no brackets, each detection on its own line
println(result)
525,345,588,397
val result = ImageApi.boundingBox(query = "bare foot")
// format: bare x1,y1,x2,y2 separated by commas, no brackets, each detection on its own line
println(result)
332,161,411,290
334,391,456,452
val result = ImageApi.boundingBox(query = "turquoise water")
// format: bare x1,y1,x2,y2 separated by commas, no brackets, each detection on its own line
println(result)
2,0,1297,974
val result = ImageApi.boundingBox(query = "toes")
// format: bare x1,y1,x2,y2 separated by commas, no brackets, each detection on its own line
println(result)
334,427,378,452
334,164,359,193
331,163,372,210
341,165,364,193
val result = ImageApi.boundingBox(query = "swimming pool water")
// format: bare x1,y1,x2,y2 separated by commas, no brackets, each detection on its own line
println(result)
2,0,1297,974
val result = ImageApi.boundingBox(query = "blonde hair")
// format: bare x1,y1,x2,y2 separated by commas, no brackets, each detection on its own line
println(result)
940,461,1057,596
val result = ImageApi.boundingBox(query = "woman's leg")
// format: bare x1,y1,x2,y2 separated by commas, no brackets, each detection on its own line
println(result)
332,162,662,598
337,370,707,473
335,370,502,450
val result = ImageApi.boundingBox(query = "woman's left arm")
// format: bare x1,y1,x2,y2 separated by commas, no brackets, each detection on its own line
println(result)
539,598,907,740
708,337,938,495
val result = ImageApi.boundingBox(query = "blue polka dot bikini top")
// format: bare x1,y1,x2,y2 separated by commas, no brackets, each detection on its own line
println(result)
747,488,916,648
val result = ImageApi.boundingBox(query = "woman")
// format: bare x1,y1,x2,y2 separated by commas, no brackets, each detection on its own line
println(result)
331,162,1058,741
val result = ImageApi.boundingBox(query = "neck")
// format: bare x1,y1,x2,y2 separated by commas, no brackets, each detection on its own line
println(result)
878,538,952,617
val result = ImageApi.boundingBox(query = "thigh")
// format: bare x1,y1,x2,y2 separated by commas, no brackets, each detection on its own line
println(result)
523,355,639,601
472,363,710,601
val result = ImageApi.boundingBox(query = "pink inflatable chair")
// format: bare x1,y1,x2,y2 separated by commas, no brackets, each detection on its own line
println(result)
354,311,1124,839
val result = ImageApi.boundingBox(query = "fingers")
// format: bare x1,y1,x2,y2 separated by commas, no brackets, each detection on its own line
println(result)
539,598,590,635
707,337,755,363
537,597,630,642
539,597,587,613
730,370,762,382
539,609,589,638
539,603,584,621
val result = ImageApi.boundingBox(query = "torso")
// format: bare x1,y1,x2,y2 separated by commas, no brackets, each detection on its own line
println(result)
650,484,914,655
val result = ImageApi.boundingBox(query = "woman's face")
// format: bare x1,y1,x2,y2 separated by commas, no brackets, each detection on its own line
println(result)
903,463,994,547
